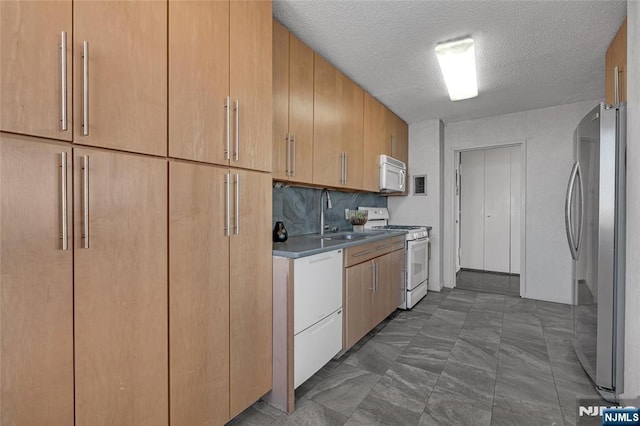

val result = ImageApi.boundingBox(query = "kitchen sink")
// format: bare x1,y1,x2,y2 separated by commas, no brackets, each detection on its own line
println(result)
322,233,366,241
303,231,385,242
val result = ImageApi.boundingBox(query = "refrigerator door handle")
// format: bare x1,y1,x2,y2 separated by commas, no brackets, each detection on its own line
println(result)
565,161,580,260
576,163,584,255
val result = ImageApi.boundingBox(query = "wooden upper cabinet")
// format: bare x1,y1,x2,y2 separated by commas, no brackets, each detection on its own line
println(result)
313,54,343,187
288,32,315,184
1,134,74,426
605,18,627,104
169,0,229,165
380,106,394,157
73,1,167,156
313,54,363,189
169,162,230,426
341,73,364,190
230,0,272,172
0,1,72,141
74,149,168,426
395,114,409,167
273,20,315,183
363,93,384,192
230,169,273,417
273,20,290,180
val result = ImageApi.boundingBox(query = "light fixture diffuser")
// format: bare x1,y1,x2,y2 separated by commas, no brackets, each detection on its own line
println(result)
435,37,478,101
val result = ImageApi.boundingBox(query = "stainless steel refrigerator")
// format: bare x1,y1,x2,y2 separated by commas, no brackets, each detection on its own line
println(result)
565,102,625,402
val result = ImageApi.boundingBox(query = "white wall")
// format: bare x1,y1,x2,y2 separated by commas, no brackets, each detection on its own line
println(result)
623,1,640,402
444,100,599,304
388,119,444,291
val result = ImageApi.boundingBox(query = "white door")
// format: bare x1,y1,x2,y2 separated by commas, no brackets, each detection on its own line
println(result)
484,148,511,273
460,150,485,270
509,146,521,274
459,146,521,274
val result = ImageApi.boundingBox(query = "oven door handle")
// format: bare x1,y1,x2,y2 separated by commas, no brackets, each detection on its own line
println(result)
409,237,429,243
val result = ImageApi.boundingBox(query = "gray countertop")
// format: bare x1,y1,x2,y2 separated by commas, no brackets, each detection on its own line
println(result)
273,230,407,259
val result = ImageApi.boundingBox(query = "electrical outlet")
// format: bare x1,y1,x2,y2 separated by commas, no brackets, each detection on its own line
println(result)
345,209,350,220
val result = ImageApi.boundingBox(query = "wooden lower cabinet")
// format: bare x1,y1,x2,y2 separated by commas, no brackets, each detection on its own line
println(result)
169,162,230,426
0,134,74,425
74,148,168,426
344,243,404,350
344,260,374,349
230,169,273,417
168,162,272,422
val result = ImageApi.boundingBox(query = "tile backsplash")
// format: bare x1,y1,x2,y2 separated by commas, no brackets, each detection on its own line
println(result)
272,184,387,236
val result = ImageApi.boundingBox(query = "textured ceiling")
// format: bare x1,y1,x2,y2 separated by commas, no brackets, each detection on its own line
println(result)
273,0,627,124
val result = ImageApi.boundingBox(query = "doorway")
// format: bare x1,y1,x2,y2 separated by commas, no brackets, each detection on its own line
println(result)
455,145,521,296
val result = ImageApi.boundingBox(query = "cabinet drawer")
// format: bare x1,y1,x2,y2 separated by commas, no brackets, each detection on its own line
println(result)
293,249,343,334
294,309,342,388
344,237,403,267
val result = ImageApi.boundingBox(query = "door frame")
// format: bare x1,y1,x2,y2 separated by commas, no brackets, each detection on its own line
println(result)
450,140,527,297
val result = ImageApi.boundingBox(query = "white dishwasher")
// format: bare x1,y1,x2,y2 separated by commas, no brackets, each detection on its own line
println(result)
293,249,343,388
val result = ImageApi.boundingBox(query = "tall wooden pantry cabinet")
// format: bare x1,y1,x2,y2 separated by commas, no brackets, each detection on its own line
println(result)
1,0,273,425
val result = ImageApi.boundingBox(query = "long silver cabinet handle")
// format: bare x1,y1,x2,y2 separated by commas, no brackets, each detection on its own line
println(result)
225,96,231,160
60,31,68,131
60,152,68,250
225,173,231,236
291,134,296,177
234,99,239,161
354,249,374,258
234,174,240,235
614,66,620,104
82,155,90,248
82,41,89,136
285,134,290,176
344,152,348,185
340,152,345,184
370,261,376,290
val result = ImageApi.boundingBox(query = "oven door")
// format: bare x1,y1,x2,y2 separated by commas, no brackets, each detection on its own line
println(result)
407,237,429,290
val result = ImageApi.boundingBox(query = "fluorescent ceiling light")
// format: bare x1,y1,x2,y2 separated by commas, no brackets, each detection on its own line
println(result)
435,37,478,101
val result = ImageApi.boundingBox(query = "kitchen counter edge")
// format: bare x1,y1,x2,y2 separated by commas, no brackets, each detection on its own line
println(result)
272,231,407,259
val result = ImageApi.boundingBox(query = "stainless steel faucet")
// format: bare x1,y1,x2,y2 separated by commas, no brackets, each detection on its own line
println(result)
320,188,333,236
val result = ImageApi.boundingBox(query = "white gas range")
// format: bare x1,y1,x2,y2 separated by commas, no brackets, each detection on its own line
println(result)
358,207,430,310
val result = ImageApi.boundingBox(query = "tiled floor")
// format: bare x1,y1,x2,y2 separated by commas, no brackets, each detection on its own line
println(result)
456,269,520,297
227,288,604,426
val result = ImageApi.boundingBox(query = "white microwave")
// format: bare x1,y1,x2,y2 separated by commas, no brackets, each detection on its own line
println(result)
379,155,406,193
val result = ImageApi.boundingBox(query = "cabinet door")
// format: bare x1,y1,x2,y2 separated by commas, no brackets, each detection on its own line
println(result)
74,1,167,156
230,0,272,172
344,262,374,350
272,20,290,180
229,169,273,417
313,54,343,187
396,117,409,168
0,134,74,425
74,149,168,426
169,0,229,165
363,93,384,192
288,32,315,184
372,255,394,326
169,162,230,426
341,74,364,189
0,1,72,140
381,106,394,157
605,18,627,104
